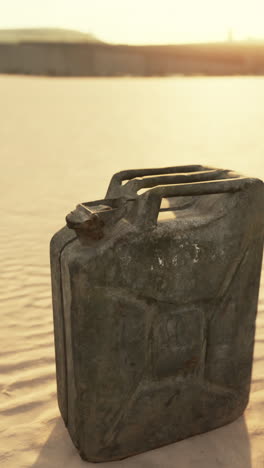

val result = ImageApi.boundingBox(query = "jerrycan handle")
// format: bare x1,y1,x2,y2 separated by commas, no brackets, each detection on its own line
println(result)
114,168,241,198
105,165,214,198
132,176,257,228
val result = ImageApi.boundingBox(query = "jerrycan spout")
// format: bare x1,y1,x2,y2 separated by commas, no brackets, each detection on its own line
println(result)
66,198,131,244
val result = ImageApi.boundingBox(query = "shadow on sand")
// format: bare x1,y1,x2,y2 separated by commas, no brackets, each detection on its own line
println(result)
32,415,251,468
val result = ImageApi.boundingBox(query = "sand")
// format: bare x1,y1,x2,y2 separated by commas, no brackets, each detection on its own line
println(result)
0,75,263,467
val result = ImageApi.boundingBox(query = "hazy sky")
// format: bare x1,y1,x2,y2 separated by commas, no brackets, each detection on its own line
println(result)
0,0,264,44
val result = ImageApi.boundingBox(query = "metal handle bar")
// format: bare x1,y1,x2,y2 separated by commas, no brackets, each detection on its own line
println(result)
120,169,240,197
106,164,214,198
132,177,257,227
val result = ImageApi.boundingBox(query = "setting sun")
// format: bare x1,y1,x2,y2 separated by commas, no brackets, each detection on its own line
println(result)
1,0,264,44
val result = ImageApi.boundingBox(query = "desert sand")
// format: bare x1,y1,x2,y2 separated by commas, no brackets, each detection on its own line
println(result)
0,76,263,467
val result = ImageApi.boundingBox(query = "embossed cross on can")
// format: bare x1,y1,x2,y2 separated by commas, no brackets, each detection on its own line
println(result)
50,165,264,462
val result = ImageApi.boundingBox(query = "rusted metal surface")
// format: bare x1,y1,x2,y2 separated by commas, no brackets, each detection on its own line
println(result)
51,165,264,462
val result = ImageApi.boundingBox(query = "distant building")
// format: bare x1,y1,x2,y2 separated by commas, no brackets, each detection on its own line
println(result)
1,40,264,76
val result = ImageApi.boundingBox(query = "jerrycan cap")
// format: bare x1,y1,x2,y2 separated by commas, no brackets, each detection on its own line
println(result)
66,199,127,241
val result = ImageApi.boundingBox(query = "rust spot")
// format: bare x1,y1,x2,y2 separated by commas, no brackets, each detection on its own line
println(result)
184,357,199,368
75,217,105,242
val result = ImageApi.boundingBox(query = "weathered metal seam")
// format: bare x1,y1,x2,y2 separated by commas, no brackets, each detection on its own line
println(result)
58,234,77,426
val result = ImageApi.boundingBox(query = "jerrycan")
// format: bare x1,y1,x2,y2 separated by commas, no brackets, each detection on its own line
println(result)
50,165,264,462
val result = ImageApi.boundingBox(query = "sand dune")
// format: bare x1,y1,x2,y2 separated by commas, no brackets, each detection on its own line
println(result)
0,75,263,467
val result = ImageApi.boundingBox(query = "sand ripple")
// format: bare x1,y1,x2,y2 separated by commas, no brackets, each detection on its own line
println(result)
0,75,263,468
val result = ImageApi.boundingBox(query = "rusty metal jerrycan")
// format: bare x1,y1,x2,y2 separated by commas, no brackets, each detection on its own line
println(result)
50,165,264,462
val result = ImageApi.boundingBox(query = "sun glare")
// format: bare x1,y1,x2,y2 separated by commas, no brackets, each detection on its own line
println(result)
1,0,264,44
